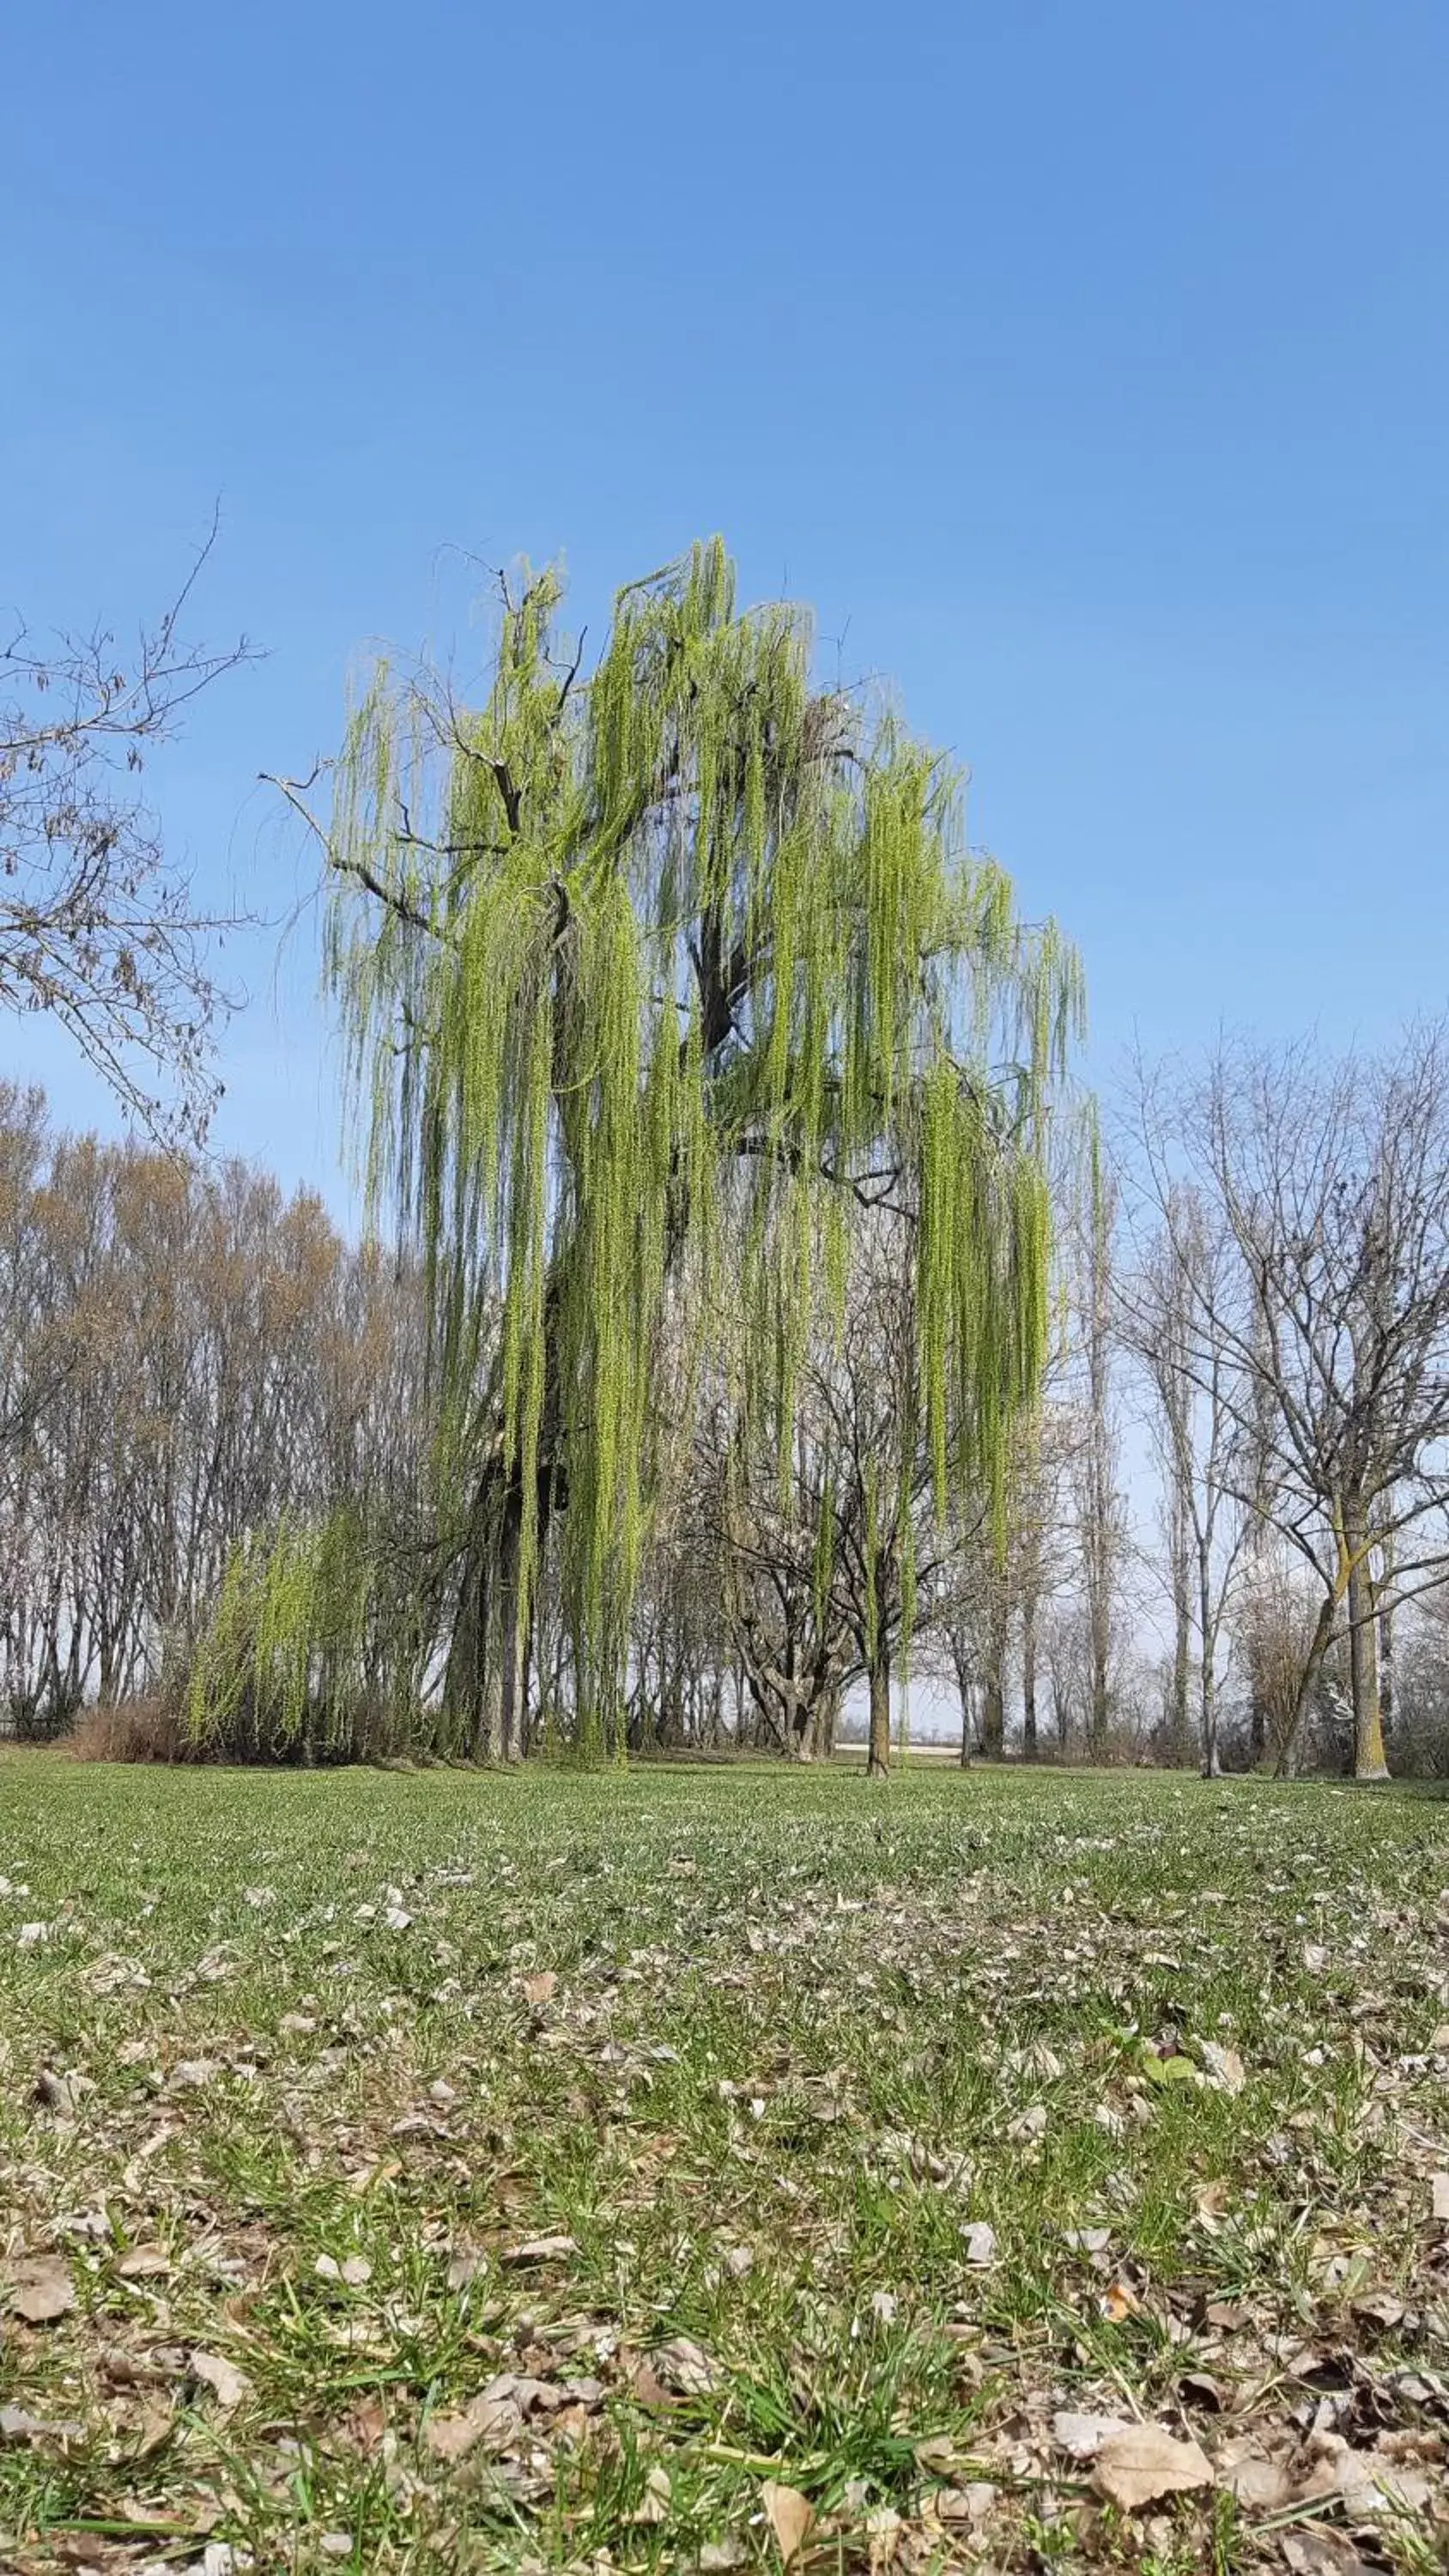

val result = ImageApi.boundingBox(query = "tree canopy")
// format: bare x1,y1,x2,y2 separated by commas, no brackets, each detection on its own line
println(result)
314,540,1081,1751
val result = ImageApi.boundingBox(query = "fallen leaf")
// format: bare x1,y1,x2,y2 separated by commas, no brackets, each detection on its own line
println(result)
423,2382,522,2461
699,2544,748,2572
0,2403,84,2442
8,2257,76,2324
651,2334,718,2396
500,2233,578,2265
1200,2041,1246,2094
931,2483,997,2528
1094,2423,1213,2511
1333,2446,1434,2520
1349,2289,1404,2332
961,2221,997,2267
618,2349,678,2407
1052,2409,1132,2459
631,2463,672,2525
190,2350,252,2410
1432,2172,1449,2223
761,2479,815,2566
116,2247,171,2281
168,2058,222,2091
1218,2449,1293,2511
342,2395,386,2452
1280,2532,1375,2576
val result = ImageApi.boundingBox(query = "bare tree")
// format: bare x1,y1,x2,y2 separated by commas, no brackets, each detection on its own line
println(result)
1,527,250,1140
1130,1030,1449,1778
1119,1185,1252,1775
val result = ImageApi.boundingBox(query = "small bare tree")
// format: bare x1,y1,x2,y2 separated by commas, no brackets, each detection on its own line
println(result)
1,526,249,1141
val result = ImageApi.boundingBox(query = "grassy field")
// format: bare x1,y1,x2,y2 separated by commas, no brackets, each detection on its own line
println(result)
0,1759,1446,2575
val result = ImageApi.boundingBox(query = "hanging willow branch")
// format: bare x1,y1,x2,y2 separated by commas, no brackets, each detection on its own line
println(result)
245,538,1082,1750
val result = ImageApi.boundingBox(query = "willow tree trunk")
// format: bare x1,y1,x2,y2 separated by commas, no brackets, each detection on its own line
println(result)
982,1663,1005,1760
867,1653,891,1778
1022,1584,1039,1762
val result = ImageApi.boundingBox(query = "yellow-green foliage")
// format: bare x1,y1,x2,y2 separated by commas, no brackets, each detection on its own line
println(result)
312,539,1080,1725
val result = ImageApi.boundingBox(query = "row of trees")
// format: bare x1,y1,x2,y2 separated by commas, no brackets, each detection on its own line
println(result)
9,1012,1449,1781
7,536,1449,1779
0,1089,427,1738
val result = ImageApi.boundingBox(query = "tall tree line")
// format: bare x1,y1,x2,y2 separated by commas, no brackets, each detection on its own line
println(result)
0,1083,427,1735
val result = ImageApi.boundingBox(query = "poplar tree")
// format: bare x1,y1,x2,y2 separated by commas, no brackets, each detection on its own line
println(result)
300,540,1079,1753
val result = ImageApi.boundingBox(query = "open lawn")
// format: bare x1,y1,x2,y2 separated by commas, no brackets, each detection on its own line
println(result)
0,1759,1446,2575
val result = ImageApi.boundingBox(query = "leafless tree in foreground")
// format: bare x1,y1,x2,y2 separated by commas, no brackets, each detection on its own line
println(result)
0,522,251,1142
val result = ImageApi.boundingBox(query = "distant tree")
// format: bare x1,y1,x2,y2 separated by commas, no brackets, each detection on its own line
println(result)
1,527,248,1141
1131,1029,1449,1778
1119,1184,1251,1776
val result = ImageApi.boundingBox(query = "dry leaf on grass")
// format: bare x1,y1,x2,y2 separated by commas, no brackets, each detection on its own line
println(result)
1280,2532,1376,2576
1052,2409,1132,2459
961,2221,997,2267
1093,2423,1213,2510
189,2350,252,2410
501,2233,578,2265
761,2479,815,2566
7,2257,76,2324
1432,2172,1449,2223
115,2247,170,2281
631,2464,672,2525
650,2334,718,2395
0,2403,84,2443
423,2382,523,2462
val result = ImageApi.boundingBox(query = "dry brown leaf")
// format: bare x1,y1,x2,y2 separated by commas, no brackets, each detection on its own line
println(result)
424,2382,523,2462
650,2334,718,2395
630,2464,672,2525
115,2247,170,2281
761,2479,815,2567
617,2348,678,2408
1279,2531,1375,2576
1218,2449,1293,2511
1094,2423,1213,2511
500,2233,578,2265
342,2395,386,2453
0,2403,84,2443
1052,2409,1132,2459
8,2257,76,2324
190,2350,252,2410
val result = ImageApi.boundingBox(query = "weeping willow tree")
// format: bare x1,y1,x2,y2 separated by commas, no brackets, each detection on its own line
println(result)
263,538,1079,1765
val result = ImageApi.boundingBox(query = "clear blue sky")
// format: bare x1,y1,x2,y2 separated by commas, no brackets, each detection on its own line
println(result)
8,0,1449,1204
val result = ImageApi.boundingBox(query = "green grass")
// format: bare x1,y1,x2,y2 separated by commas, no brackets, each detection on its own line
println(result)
0,1757,1446,2573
